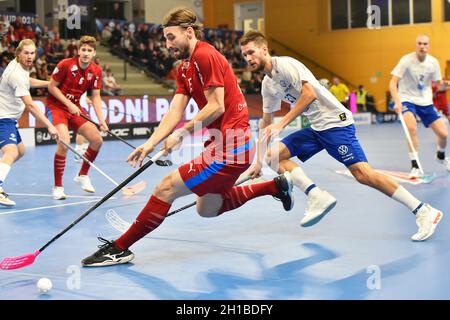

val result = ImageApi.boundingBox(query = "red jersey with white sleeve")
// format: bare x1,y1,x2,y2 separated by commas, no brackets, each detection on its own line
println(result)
47,57,102,111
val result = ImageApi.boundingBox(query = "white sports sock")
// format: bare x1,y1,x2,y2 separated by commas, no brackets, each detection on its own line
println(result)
0,162,11,187
391,186,422,212
408,152,418,161
291,167,320,196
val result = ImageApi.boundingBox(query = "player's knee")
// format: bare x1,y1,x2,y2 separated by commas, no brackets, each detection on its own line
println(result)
153,175,174,201
264,150,278,171
16,149,25,160
90,135,103,148
406,125,417,136
196,207,217,218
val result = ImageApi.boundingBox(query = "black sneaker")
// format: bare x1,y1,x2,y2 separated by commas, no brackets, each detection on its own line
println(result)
81,237,134,267
273,172,294,211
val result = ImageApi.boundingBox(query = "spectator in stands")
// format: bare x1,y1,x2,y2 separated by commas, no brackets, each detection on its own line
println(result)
120,30,133,56
356,84,368,112
31,17,43,38
48,26,59,41
133,42,149,65
110,24,122,48
103,69,122,96
0,37,8,53
66,38,77,57
101,25,112,45
110,2,125,20
36,54,49,80
1,45,15,64
330,77,350,108
6,25,19,46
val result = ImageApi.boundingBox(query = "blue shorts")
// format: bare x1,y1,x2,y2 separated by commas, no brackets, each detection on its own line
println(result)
281,125,368,167
402,102,441,127
0,119,22,149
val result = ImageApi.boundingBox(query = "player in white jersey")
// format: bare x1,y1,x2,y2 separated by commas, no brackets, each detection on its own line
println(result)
239,31,443,241
390,34,450,177
0,39,59,206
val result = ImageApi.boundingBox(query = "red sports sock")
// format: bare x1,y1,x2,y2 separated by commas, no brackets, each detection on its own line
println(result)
115,195,171,250
218,180,278,215
79,146,99,176
54,153,66,187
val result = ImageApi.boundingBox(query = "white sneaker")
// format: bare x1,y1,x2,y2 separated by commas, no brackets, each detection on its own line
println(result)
53,186,67,200
74,144,89,163
411,204,443,241
301,190,337,227
443,158,450,173
409,167,421,178
74,175,95,193
0,188,15,206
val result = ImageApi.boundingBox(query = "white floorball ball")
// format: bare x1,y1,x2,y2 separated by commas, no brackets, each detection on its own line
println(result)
37,278,52,293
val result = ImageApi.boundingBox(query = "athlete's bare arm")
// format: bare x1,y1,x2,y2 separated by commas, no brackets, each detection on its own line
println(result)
248,112,274,178
264,81,317,140
162,87,225,154
181,87,225,134
21,95,58,139
90,89,108,131
127,93,189,167
29,78,49,88
389,75,403,113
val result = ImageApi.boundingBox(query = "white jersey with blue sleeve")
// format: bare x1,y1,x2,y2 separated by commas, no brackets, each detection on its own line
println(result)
261,56,353,131
391,52,441,106
0,59,31,120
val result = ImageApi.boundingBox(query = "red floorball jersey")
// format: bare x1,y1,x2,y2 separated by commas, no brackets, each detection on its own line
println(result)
47,57,102,111
176,41,249,137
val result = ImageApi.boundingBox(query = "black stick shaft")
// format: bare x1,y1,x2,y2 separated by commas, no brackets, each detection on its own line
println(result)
39,151,163,252
80,113,141,152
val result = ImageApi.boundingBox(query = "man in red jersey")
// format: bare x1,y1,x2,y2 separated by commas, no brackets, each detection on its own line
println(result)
47,36,108,200
432,80,450,123
81,8,294,267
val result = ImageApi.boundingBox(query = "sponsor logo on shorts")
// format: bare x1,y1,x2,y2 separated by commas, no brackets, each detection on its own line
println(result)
338,145,348,156
188,163,197,174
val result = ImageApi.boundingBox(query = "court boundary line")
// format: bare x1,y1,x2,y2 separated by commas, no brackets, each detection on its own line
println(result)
0,199,104,215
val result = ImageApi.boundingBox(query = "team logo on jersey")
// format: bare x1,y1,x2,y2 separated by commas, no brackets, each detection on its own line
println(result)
280,80,287,88
182,61,190,70
338,145,348,156
87,72,93,80
339,113,347,121
79,77,85,85
71,65,78,77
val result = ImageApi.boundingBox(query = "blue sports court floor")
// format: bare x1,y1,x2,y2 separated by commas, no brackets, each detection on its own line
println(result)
0,122,449,300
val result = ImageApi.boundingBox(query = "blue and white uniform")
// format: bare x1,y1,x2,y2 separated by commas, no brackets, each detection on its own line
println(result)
262,56,367,166
0,58,31,148
391,52,442,127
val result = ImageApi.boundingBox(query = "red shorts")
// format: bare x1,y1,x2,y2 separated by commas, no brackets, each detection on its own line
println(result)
46,106,89,131
178,135,256,196
435,102,449,116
